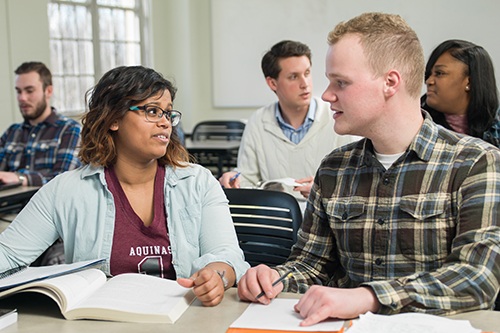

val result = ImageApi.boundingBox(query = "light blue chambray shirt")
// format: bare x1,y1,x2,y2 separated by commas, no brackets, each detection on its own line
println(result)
275,98,317,144
0,163,249,281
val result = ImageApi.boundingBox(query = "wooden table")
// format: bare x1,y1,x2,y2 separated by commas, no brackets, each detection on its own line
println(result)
0,288,499,332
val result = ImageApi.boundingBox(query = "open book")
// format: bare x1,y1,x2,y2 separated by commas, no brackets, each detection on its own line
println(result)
259,178,308,191
0,261,195,323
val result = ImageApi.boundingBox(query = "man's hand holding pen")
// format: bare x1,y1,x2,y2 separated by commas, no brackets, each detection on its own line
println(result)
237,264,288,305
219,171,241,188
237,264,381,327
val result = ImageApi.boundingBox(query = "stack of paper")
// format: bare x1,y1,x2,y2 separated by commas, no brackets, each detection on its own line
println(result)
229,299,344,332
347,312,481,333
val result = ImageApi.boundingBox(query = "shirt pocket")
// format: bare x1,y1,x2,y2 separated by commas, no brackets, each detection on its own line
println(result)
3,143,23,166
326,197,366,258
177,204,202,248
34,140,59,166
398,193,453,262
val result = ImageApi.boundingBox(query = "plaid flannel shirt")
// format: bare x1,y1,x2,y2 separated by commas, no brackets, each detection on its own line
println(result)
276,111,500,315
0,108,81,185
483,116,500,148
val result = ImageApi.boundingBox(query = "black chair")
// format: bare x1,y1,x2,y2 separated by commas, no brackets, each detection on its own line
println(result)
191,120,245,141
189,121,245,176
224,188,302,267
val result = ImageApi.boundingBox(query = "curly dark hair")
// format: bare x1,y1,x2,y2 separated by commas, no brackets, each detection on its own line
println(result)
79,65,189,168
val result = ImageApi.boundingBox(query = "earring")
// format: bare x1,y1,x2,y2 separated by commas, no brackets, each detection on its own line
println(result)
466,85,470,91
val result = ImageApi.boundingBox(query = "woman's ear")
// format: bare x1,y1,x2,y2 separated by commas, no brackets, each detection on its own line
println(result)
465,77,471,91
110,121,119,131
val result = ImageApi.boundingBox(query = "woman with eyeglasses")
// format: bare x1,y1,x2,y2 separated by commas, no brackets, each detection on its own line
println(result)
0,66,249,306
422,39,500,147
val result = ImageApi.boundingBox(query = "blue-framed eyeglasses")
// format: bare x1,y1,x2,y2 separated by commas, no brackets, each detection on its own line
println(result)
129,105,182,126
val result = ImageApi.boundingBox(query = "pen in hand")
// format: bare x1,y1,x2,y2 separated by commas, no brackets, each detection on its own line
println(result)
230,172,241,182
255,267,295,301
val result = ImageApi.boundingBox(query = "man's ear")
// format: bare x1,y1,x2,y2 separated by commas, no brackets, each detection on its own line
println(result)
44,85,53,99
383,69,401,98
110,121,119,131
266,76,278,92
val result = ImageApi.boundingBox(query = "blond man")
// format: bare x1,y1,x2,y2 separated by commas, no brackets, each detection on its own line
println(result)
237,12,500,325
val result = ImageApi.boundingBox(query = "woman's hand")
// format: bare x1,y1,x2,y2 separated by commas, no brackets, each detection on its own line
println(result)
177,262,235,307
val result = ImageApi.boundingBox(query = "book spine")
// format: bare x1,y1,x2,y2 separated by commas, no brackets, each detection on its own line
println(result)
0,266,27,279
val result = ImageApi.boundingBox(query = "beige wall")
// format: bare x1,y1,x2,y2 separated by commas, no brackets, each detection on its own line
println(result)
0,0,254,135
0,0,50,134
1,0,499,135
151,0,255,133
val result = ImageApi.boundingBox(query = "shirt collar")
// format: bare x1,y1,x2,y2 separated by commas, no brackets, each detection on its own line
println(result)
360,110,436,167
274,98,317,127
80,162,195,186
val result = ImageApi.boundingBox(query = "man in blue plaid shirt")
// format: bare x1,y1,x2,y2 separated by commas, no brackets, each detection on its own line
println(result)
238,13,500,326
0,62,81,187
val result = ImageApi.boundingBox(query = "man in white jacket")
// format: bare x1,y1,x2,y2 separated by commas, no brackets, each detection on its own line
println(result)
219,40,355,198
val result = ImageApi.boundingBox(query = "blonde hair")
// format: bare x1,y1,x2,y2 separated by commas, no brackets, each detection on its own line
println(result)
328,12,425,99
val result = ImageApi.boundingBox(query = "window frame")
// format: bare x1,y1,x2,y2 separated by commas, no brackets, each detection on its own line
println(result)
48,0,152,115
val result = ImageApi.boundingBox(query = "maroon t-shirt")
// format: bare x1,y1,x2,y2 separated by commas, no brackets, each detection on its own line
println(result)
105,164,176,280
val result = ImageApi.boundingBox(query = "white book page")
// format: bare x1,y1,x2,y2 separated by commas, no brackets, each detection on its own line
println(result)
34,268,107,313
261,178,305,188
347,312,481,333
70,273,193,316
230,299,344,332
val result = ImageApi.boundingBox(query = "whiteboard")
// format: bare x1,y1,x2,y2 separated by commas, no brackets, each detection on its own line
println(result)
210,0,500,108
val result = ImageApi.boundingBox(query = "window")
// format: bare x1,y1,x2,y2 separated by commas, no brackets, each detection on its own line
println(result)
48,0,151,114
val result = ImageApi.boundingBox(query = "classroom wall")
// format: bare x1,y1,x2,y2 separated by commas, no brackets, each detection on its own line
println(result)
210,0,500,109
0,0,51,134
1,0,499,135
151,0,255,133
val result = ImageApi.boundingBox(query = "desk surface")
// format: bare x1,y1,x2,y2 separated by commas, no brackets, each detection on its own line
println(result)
1,288,499,332
0,186,40,217
0,186,39,199
185,138,241,150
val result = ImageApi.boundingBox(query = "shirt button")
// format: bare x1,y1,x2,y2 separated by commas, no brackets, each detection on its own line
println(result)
377,218,384,225
31,133,36,138
375,258,383,265
382,178,390,185
25,165,30,170
26,149,31,154
342,212,348,220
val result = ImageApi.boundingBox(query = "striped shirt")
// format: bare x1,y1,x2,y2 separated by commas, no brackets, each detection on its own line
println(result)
275,98,316,145
0,108,82,186
276,111,500,315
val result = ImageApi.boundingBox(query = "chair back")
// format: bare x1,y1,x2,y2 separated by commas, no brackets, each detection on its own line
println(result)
189,121,245,176
224,188,302,267
191,121,245,141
